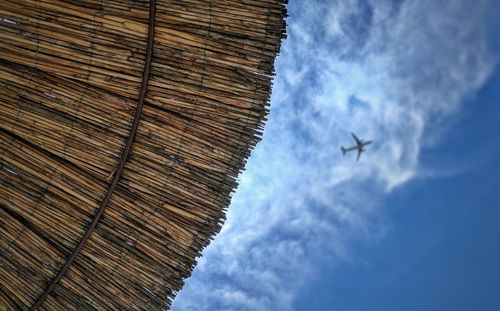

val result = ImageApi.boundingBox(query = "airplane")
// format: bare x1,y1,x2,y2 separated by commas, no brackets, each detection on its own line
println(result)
340,132,372,161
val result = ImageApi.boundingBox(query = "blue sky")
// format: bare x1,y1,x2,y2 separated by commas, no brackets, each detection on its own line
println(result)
172,1,500,310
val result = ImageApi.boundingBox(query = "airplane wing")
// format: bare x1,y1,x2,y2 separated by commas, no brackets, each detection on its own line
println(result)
351,132,362,145
356,148,363,161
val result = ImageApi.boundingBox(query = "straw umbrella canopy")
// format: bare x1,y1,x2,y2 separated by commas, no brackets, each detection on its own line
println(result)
0,0,287,309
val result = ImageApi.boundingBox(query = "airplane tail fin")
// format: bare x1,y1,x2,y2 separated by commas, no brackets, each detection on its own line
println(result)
340,146,346,156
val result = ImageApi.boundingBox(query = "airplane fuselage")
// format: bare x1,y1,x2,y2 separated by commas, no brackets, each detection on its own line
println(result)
343,141,372,152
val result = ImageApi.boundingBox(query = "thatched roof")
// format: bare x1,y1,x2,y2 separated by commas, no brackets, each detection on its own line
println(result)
0,0,287,309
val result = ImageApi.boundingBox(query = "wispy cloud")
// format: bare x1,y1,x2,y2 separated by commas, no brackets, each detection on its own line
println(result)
172,1,498,310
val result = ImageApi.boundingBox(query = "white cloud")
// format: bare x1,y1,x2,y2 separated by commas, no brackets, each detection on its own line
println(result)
172,1,498,310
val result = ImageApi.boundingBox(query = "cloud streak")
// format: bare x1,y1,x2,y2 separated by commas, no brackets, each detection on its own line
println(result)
172,1,498,310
